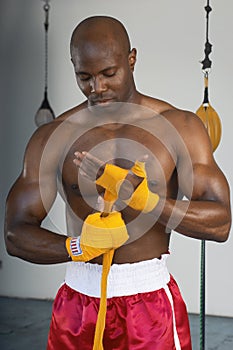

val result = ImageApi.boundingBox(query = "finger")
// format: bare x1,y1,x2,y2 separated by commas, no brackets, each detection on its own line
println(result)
74,151,105,181
81,151,104,167
74,151,85,162
74,151,104,171
73,152,94,170
73,155,93,174
73,158,82,167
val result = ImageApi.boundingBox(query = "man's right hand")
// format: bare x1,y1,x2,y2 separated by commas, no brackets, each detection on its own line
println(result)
73,151,105,181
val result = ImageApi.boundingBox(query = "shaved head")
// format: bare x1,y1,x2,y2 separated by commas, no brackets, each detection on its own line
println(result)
70,16,137,106
70,16,131,58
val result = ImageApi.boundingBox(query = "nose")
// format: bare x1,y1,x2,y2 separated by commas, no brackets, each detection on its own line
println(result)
90,76,107,94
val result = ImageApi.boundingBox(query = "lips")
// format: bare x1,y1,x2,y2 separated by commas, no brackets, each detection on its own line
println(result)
91,99,114,106
93,100,113,106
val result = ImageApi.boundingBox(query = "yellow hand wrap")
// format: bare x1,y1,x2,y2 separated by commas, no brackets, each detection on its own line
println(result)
95,161,159,213
95,163,128,201
65,211,129,262
124,161,160,213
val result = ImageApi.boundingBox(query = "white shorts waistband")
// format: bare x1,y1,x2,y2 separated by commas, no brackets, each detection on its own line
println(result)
65,254,170,298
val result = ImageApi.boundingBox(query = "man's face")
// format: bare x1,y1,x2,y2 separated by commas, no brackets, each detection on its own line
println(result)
71,40,136,110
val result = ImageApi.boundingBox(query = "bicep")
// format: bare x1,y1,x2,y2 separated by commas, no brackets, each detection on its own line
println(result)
6,125,60,226
177,146,230,208
186,162,230,205
6,173,57,227
176,114,230,206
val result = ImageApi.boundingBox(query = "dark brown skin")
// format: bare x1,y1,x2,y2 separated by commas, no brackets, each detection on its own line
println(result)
4,16,231,265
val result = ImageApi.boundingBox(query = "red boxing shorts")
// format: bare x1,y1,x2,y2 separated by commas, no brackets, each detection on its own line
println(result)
47,254,192,350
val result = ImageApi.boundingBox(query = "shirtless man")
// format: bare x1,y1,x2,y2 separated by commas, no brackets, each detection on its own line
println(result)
4,16,231,350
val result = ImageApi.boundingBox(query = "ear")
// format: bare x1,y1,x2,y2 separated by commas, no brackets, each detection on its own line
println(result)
128,48,137,72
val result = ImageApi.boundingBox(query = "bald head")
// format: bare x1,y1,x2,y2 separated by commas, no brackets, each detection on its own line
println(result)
70,16,131,58
70,16,137,105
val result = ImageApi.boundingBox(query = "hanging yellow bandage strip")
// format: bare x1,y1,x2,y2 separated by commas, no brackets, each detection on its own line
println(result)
66,187,129,350
196,73,222,152
92,248,115,350
92,188,130,350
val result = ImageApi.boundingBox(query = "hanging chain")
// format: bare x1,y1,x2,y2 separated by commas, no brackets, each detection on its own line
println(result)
43,0,50,93
201,0,212,75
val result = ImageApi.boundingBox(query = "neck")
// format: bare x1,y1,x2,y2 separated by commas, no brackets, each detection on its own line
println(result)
125,87,143,105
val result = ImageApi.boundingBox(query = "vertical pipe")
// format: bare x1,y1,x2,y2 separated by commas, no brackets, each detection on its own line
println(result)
200,239,206,350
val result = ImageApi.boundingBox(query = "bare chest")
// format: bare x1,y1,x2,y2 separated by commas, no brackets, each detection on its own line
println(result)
59,124,178,200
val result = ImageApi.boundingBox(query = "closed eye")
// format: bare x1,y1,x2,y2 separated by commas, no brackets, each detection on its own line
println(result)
103,71,116,77
102,67,117,78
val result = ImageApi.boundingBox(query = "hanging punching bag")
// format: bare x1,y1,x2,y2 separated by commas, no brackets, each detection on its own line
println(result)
35,0,55,127
196,74,221,152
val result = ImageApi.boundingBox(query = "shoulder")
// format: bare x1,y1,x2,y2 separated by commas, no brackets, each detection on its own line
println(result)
27,101,88,149
139,94,174,115
163,107,209,137
141,94,209,138
140,94,213,158
141,94,202,124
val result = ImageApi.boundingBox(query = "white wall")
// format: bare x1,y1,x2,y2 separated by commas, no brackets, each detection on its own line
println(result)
0,0,233,316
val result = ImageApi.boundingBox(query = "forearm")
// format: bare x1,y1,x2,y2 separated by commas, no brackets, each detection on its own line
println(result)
156,198,231,242
5,223,70,264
